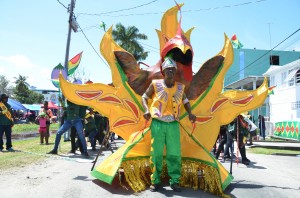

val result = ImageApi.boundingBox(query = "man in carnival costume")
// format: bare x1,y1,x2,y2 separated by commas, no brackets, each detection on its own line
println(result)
142,57,196,192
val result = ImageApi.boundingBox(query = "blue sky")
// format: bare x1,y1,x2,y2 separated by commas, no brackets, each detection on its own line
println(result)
1,0,299,90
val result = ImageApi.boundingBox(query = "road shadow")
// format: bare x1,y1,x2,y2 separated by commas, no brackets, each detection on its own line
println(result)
92,177,218,197
224,179,299,197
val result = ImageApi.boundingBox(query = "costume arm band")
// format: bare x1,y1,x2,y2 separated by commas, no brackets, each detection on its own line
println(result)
183,98,189,105
142,93,150,99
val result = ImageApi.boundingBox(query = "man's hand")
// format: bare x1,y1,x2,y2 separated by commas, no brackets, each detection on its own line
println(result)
143,112,151,121
189,113,196,123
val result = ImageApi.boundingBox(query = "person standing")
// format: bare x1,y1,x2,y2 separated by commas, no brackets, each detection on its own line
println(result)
84,108,98,151
215,125,228,160
0,94,14,151
142,57,196,192
36,112,47,144
258,115,266,140
47,100,89,157
39,101,53,145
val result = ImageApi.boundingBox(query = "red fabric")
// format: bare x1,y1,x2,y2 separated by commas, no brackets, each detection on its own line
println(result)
42,102,58,109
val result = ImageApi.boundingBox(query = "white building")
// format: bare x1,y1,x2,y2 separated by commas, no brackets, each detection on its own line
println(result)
264,59,300,123
31,89,60,104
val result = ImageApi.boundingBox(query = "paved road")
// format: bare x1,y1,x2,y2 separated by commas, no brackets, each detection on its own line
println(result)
0,140,300,198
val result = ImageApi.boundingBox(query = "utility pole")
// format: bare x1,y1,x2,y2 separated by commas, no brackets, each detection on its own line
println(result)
64,0,75,76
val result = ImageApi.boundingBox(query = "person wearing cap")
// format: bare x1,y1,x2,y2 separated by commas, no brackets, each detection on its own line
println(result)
0,94,15,152
142,57,196,192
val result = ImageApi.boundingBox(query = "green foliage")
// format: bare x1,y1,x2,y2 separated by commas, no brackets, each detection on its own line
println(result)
0,75,10,95
112,23,149,61
13,75,44,104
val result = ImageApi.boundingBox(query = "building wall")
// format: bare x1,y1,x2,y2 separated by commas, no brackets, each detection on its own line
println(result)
224,48,300,86
31,89,60,104
269,67,300,123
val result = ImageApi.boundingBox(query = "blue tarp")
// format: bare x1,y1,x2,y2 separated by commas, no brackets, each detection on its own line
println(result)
23,104,41,111
7,98,28,111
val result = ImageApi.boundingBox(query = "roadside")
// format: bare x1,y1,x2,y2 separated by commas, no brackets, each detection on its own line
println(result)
1,139,300,198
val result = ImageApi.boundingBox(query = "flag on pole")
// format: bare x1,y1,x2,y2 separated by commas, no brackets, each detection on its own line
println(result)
231,34,244,49
51,63,67,88
99,21,106,32
268,86,276,95
68,51,83,76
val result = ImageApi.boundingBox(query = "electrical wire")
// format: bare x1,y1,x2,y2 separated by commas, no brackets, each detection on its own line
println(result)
77,0,267,17
77,23,109,68
77,0,158,16
57,0,68,10
226,28,300,80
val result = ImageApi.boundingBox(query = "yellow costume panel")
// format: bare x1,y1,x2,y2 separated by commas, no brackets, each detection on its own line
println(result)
59,3,268,197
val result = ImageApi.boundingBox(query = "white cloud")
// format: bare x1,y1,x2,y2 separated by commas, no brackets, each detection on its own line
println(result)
0,55,35,68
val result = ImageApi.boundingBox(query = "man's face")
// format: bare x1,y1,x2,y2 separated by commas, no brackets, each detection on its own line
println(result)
2,97,8,102
163,67,176,79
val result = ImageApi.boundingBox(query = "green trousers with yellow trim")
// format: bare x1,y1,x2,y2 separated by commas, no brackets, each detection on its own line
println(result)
150,119,181,185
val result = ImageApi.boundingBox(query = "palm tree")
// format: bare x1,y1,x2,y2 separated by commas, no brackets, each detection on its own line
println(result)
112,23,149,61
14,75,30,88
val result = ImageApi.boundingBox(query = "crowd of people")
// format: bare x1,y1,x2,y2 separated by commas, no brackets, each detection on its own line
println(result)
213,114,266,165
47,99,111,157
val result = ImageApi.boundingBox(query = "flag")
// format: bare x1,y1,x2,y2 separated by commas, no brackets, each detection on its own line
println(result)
268,86,276,95
51,63,67,88
231,34,244,49
68,51,83,76
99,21,106,32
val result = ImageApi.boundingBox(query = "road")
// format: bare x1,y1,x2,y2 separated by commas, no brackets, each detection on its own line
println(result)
0,140,300,198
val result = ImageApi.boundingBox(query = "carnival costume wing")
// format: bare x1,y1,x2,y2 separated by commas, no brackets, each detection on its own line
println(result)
59,3,269,197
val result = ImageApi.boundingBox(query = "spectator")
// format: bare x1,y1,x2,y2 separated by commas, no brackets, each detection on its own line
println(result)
258,115,266,140
215,125,229,160
36,112,47,144
0,94,14,152
84,108,98,151
39,101,53,145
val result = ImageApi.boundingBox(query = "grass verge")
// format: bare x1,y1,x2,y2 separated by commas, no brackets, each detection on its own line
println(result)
0,135,71,171
248,147,300,155
13,123,60,134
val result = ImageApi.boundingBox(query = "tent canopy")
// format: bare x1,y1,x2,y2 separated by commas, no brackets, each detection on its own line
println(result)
7,98,28,111
41,101,58,109
23,104,42,111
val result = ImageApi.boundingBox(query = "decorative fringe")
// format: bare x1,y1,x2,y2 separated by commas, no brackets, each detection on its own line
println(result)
121,158,229,198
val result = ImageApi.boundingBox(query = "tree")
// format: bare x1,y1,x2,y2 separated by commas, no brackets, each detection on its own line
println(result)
13,75,44,104
112,23,149,61
0,75,10,95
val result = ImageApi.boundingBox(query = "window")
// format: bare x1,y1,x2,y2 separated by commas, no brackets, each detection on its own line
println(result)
296,69,300,85
288,69,295,86
270,55,279,65
291,101,300,110
281,71,287,87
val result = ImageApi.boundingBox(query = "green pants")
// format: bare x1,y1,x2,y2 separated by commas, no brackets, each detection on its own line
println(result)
150,119,181,185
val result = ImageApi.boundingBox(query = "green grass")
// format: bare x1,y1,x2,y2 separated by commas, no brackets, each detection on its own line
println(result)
248,147,300,155
13,123,59,134
0,135,71,171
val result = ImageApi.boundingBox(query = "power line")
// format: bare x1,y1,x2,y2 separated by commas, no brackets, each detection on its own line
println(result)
77,0,158,16
227,28,300,80
77,23,109,68
57,0,68,10
77,0,267,17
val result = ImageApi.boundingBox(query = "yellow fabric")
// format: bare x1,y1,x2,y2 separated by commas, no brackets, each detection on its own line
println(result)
60,4,269,196
150,80,185,120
